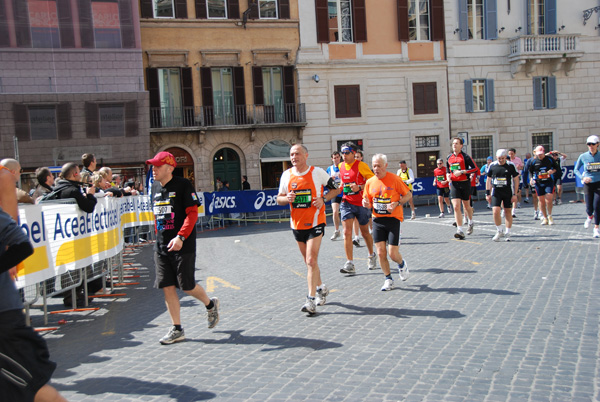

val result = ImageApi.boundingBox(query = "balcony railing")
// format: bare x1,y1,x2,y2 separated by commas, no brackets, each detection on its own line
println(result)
150,104,306,129
508,34,583,77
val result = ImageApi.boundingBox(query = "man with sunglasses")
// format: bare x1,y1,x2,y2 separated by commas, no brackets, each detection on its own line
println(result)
485,149,520,241
433,159,452,218
574,135,600,238
338,142,377,274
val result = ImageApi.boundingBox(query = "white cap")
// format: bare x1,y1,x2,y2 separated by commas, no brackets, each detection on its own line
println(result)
586,135,599,144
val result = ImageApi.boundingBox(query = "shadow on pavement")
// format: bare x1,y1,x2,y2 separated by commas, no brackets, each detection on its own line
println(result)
54,376,216,401
326,302,466,319
190,329,343,352
403,284,520,295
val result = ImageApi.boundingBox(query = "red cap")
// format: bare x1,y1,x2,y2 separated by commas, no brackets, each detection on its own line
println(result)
146,151,176,167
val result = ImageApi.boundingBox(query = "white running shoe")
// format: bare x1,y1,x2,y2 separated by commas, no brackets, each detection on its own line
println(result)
447,205,452,214
330,229,341,240
548,216,554,225
492,231,504,242
315,285,329,306
398,261,409,281
541,217,549,225
367,254,378,270
534,211,540,220
594,228,600,238
159,327,185,345
411,211,416,220
340,261,356,275
439,212,444,218
584,217,592,229
301,297,316,315
352,237,360,247
501,210,505,218
381,278,394,291
467,223,474,235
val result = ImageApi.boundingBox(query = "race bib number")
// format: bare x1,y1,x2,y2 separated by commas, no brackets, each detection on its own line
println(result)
450,163,461,172
343,182,358,195
437,175,445,182
538,172,550,180
493,177,507,187
586,162,600,173
292,189,312,208
373,197,391,215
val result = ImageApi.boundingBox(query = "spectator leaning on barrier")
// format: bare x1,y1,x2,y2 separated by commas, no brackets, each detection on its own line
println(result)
92,171,112,198
0,158,34,204
53,162,97,213
147,151,220,345
31,167,55,203
81,153,96,176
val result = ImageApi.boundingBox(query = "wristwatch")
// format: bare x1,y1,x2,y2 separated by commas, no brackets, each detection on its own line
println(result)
176,235,185,242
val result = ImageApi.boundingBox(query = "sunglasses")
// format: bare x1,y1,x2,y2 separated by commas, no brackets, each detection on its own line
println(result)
587,143,598,146
341,152,352,155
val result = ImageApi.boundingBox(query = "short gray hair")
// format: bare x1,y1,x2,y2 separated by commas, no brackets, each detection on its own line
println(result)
372,153,387,165
496,149,507,158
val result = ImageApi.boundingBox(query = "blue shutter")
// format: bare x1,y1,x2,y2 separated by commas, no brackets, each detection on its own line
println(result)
526,0,531,35
464,80,473,112
485,79,494,112
547,76,557,109
459,0,469,41
545,0,557,34
485,0,497,40
533,77,543,110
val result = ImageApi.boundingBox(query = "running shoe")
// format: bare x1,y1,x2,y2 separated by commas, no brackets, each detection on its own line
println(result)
452,221,457,227
541,217,549,225
534,211,540,220
352,237,360,247
557,199,562,205
487,204,491,209
367,254,378,270
330,230,341,240
593,228,600,238
398,260,409,281
492,231,504,242
159,327,185,345
501,210,505,218
524,198,529,203
411,211,416,220
439,212,444,218
467,223,474,235
301,297,316,315
207,297,220,329
340,261,356,274
454,231,465,240
548,216,554,225
512,212,517,218
315,285,329,306
584,217,592,229
381,278,394,291
504,232,511,242
517,202,521,209
447,206,452,214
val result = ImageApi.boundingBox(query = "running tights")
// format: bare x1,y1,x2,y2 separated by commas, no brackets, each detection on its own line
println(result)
584,182,600,225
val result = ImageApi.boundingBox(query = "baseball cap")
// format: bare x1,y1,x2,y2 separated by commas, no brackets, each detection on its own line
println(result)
535,146,545,155
486,156,493,161
146,151,177,167
586,135,599,144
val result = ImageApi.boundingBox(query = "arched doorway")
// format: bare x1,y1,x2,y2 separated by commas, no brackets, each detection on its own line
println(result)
213,148,241,190
260,140,291,189
165,147,195,185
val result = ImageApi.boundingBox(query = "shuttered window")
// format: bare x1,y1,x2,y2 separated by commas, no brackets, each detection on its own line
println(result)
315,0,366,43
13,103,72,141
533,76,557,110
0,1,9,47
334,85,361,118
413,82,438,115
399,0,444,42
86,101,139,137
464,79,494,113
527,0,556,35
458,0,497,41
140,0,188,18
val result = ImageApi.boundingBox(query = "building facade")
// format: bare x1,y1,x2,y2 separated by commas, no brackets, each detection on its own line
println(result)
0,0,149,187
445,0,600,168
296,0,450,178
140,0,305,191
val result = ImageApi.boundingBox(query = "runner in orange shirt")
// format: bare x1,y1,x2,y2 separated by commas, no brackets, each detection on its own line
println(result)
363,154,412,291
277,144,340,315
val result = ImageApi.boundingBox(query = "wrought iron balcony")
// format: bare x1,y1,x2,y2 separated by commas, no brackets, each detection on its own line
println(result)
508,34,584,77
149,104,306,130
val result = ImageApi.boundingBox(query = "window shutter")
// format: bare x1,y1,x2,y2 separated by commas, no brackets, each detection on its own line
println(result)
334,87,346,118
353,0,367,42
13,104,30,141
283,66,295,104
315,0,330,43
175,0,188,18
458,0,468,41
147,68,161,127
195,0,207,19
464,80,473,113
13,0,31,47
533,77,542,110
228,0,240,19
181,67,194,126
526,0,531,35
0,1,9,47
278,0,290,19
485,79,494,112
57,103,72,140
119,0,136,48
430,0,445,41
484,0,497,40
252,67,264,105
232,67,246,123
200,67,214,125
249,0,259,19
397,0,409,41
125,101,139,137
85,102,99,138
545,0,557,34
57,0,75,48
348,86,361,116
426,83,438,113
78,0,94,48
413,84,425,115
140,0,154,18
547,76,557,109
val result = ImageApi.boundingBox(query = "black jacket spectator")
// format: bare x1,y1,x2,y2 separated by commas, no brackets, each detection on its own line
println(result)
53,179,97,213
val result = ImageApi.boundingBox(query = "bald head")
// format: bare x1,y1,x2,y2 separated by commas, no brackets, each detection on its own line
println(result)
0,158,22,183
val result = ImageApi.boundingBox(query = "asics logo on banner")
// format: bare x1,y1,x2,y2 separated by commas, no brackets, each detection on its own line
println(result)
254,192,278,210
209,194,237,214
412,182,424,193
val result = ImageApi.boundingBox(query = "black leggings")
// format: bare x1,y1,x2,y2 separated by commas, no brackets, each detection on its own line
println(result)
584,182,600,225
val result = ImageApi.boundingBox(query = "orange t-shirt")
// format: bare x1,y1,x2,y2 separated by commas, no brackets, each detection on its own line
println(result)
363,172,410,221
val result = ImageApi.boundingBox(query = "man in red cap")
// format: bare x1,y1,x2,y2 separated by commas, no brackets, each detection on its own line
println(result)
146,151,219,345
